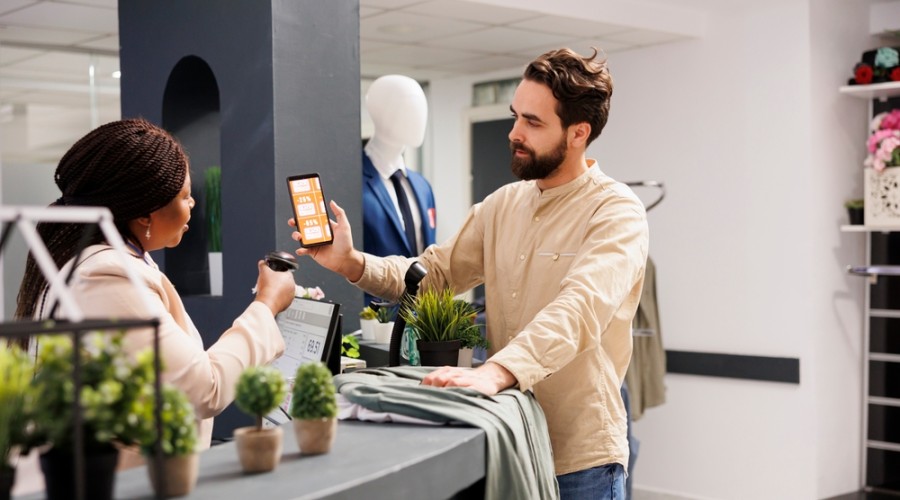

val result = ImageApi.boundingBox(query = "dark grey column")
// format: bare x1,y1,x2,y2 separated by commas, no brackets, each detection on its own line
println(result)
119,0,361,436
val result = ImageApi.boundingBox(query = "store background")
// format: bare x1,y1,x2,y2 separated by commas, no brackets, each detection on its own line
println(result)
0,0,893,498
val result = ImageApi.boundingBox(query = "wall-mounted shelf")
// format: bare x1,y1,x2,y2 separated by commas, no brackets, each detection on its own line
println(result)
839,81,900,101
841,225,900,233
847,265,900,277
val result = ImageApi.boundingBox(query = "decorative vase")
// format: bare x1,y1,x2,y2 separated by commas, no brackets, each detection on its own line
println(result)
417,339,462,367
208,251,223,296
147,453,199,498
374,321,394,344
293,418,337,455
359,318,377,341
458,347,474,368
864,167,900,227
39,446,119,500
0,466,14,500
233,426,283,473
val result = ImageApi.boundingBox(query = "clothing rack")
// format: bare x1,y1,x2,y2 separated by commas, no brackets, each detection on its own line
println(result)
625,180,665,212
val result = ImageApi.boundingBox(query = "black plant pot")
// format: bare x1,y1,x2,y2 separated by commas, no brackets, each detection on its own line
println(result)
0,466,14,500
40,446,119,500
847,207,864,225
417,339,462,366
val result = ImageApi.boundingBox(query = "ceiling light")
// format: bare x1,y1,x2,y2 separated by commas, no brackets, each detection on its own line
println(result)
378,24,422,35
112,71,121,79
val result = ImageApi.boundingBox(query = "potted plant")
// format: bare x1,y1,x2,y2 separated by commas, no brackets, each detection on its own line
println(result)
358,306,377,341
372,305,395,344
205,166,223,295
0,345,33,500
862,109,900,226
341,334,361,359
233,366,286,473
844,199,864,225
28,332,155,500
289,362,337,455
454,300,489,368
133,384,200,498
401,289,482,366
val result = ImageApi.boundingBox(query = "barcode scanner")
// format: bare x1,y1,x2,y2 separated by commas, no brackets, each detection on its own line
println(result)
265,251,298,272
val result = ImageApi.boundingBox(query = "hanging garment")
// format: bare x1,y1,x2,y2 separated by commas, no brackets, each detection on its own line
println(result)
625,256,667,420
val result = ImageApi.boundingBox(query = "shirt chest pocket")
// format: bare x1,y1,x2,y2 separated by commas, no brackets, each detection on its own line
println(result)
535,251,577,282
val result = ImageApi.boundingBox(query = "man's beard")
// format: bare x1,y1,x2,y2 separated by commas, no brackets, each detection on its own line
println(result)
509,136,567,181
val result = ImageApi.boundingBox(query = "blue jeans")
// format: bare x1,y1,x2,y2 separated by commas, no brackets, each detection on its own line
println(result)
556,463,625,500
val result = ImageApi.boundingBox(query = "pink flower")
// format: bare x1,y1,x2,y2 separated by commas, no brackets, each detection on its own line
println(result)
867,129,900,154
879,109,900,131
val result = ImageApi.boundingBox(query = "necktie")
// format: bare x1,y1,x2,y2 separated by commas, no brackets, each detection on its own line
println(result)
390,170,419,255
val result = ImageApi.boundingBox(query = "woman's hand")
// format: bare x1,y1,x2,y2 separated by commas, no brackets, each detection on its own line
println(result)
253,260,297,315
290,200,365,282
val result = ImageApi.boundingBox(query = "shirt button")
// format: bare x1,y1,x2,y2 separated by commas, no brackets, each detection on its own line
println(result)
519,254,525,260
507,336,513,341
512,292,517,299
552,254,559,261
534,216,540,222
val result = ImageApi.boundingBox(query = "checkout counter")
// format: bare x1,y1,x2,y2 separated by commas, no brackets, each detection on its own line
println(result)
115,421,484,499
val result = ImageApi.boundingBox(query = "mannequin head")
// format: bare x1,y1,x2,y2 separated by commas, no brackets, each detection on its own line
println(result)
366,75,428,149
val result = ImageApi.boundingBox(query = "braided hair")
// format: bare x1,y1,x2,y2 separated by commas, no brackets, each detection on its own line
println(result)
14,118,188,323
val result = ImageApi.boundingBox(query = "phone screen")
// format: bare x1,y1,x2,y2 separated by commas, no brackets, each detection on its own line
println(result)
287,173,334,247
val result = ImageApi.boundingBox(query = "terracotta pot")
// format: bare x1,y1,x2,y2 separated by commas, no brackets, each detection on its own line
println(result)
233,426,283,473
458,347,474,367
293,418,337,455
147,453,199,497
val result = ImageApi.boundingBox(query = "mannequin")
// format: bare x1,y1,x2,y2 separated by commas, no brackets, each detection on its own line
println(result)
362,75,437,263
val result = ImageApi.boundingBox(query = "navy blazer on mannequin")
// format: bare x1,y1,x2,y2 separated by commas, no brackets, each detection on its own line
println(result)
362,151,436,259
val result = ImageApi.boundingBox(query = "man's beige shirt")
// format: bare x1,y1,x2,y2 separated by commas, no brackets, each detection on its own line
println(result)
356,162,649,475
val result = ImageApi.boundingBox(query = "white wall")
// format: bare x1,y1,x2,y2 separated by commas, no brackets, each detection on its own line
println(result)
424,1,877,498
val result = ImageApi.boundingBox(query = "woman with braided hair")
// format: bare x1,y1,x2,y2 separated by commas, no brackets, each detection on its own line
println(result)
15,118,296,453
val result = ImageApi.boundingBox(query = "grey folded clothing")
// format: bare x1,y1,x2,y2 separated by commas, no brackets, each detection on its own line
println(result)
334,366,559,500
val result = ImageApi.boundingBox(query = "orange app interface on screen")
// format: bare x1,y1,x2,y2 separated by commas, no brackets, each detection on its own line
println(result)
289,175,332,246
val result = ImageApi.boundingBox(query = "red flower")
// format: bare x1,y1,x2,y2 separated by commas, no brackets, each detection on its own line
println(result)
891,67,900,82
855,63,874,84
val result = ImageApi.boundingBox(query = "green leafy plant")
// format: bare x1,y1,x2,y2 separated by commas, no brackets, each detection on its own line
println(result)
131,384,198,457
341,335,360,358
359,306,377,320
844,198,864,210
401,289,484,343
289,362,337,420
374,305,395,324
235,366,286,431
205,166,222,253
0,345,33,470
28,332,155,452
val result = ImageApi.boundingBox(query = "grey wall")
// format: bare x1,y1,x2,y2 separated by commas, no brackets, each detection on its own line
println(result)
1,163,58,319
118,0,361,437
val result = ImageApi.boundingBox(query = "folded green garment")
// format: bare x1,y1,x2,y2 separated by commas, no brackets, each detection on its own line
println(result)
334,366,559,500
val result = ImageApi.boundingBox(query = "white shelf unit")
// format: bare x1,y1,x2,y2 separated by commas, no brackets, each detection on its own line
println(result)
840,82,900,493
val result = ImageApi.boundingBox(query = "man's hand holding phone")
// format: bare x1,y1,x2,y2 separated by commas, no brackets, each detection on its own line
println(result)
290,199,365,283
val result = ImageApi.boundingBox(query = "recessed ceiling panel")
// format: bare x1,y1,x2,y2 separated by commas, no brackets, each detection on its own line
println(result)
428,26,574,54
0,2,117,33
406,0,540,25
511,15,629,39
361,11,486,43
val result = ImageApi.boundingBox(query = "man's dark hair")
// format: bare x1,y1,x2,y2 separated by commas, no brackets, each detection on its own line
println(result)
523,47,613,145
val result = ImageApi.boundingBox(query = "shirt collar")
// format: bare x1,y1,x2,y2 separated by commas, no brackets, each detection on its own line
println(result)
536,159,601,199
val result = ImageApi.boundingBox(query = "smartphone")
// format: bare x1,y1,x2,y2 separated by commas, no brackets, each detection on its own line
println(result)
287,173,334,248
